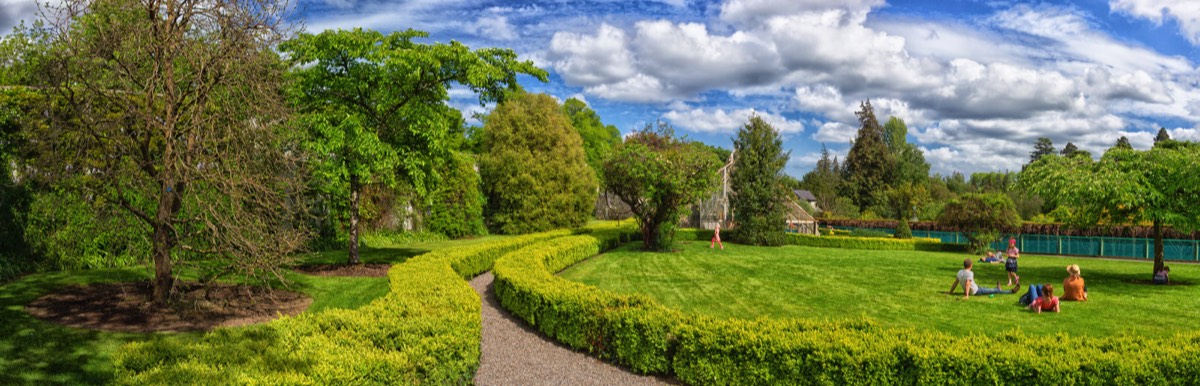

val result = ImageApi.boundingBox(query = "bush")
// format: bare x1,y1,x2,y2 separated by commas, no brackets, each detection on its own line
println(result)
428,151,487,239
895,219,912,239
850,228,892,238
786,233,959,252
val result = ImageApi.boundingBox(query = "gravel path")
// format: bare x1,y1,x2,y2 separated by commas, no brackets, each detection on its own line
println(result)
470,272,676,386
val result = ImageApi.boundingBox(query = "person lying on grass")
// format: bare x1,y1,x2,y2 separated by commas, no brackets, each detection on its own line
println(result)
979,250,1002,264
1027,284,1060,313
949,259,1020,299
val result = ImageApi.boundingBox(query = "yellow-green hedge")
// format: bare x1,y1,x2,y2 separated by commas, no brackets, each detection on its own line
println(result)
493,228,1200,385
787,233,966,252
113,230,569,385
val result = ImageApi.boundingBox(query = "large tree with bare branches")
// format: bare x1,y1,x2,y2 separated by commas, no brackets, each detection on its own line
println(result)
31,0,308,304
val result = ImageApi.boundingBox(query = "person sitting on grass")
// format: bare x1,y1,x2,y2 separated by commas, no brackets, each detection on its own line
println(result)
1061,264,1088,301
949,259,1019,299
979,250,1002,264
1154,266,1170,285
1027,284,1060,313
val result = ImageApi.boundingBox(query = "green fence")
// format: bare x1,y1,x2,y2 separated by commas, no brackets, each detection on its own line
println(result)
832,226,1200,261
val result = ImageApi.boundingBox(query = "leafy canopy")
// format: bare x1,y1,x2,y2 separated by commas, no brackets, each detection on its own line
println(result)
937,193,1021,253
604,121,719,251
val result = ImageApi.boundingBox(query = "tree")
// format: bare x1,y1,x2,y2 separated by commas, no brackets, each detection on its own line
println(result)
937,193,1022,254
37,0,307,304
1115,136,1133,150
281,28,546,263
427,151,486,238
604,121,719,251
1060,142,1079,155
562,98,621,183
1029,137,1056,165
729,115,790,246
800,144,841,213
882,116,931,186
842,100,895,210
1023,146,1200,277
480,93,596,234
1155,128,1171,143
879,181,930,220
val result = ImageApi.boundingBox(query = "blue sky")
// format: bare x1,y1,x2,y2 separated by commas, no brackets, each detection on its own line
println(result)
6,0,1200,177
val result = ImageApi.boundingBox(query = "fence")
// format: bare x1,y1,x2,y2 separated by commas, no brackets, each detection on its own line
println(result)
831,226,1200,261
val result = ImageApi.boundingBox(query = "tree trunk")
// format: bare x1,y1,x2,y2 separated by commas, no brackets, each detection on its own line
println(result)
1153,219,1164,277
151,185,181,305
348,174,361,265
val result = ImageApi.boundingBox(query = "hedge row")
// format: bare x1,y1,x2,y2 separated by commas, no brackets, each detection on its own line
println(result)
786,233,967,252
113,230,570,385
494,231,1200,384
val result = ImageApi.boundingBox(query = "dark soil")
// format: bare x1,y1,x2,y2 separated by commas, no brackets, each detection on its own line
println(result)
293,263,391,277
25,281,311,333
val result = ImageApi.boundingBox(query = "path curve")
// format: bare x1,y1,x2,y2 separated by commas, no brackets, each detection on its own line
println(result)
470,272,676,386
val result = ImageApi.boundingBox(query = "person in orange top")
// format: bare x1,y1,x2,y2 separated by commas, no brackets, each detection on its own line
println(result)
1060,264,1088,301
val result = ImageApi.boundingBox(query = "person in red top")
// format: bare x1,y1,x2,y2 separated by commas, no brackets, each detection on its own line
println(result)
710,222,724,250
1028,284,1060,313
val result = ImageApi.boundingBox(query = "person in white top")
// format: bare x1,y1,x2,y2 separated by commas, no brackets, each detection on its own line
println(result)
949,259,1019,299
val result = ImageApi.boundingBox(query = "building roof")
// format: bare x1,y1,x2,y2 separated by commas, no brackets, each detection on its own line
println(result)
793,189,817,202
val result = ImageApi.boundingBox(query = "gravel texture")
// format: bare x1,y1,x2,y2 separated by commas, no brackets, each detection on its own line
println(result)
470,272,677,386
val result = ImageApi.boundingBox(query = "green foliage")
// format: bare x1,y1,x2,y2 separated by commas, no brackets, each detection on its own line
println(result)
1115,135,1133,150
882,116,931,186
562,98,621,184
1022,146,1200,275
427,152,486,238
936,193,1022,253
603,121,719,251
22,189,149,271
842,101,895,210
729,115,789,246
800,144,841,213
877,181,930,220
1155,127,1171,143
826,196,861,219
849,228,893,238
1029,137,1056,165
282,28,547,261
895,218,912,239
480,93,597,234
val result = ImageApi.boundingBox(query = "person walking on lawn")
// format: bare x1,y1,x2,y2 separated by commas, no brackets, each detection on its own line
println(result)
950,259,1020,299
710,222,724,249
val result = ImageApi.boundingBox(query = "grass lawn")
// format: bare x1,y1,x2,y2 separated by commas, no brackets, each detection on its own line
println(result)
559,240,1200,338
0,234,509,385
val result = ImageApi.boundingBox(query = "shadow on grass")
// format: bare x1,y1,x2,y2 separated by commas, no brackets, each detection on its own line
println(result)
0,269,157,385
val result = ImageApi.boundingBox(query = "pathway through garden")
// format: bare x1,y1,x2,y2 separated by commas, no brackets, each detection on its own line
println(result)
470,272,675,385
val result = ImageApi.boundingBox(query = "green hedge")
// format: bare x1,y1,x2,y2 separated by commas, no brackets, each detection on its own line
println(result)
113,229,570,384
786,233,966,252
493,229,1200,384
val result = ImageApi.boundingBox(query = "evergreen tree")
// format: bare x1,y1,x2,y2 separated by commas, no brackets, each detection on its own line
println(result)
841,100,895,210
1115,136,1133,150
1030,137,1056,164
480,93,597,234
1155,127,1171,143
427,151,486,238
1061,142,1079,155
730,115,790,246
800,144,841,215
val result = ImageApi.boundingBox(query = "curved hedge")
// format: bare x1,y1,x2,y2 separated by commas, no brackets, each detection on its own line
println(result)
113,229,570,385
494,229,1200,385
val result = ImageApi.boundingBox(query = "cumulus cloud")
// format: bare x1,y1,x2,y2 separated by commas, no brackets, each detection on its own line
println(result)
663,105,804,134
471,15,517,41
548,24,639,87
720,0,883,25
1111,0,1200,45
812,121,855,144
0,0,39,35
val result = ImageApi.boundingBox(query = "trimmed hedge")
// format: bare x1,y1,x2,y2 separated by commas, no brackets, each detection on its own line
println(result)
786,233,966,252
493,229,1200,384
113,230,570,385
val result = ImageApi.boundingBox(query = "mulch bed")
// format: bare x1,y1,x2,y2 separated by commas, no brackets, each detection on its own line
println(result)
25,281,311,333
292,263,391,277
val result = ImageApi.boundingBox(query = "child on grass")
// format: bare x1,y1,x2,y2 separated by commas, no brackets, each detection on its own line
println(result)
1028,284,1060,313
1005,238,1020,286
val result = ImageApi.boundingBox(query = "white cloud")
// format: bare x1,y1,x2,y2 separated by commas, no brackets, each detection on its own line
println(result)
663,105,804,134
1111,0,1200,45
471,15,517,41
720,0,883,25
548,24,639,87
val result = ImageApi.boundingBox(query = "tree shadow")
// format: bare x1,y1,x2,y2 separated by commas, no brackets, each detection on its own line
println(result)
0,269,154,385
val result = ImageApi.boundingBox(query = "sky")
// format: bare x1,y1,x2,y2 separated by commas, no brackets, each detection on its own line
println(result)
5,0,1200,177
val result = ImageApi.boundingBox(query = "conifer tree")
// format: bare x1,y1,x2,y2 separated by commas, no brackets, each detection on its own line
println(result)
841,100,895,210
730,115,790,246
